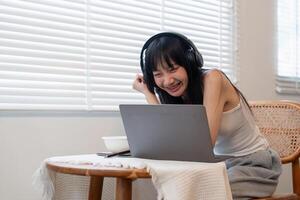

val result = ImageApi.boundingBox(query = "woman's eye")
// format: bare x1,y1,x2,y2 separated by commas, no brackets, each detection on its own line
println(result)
153,73,162,77
169,67,177,72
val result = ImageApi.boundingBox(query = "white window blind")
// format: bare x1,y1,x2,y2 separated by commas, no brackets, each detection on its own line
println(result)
0,0,87,110
0,0,236,111
162,0,236,80
276,0,300,94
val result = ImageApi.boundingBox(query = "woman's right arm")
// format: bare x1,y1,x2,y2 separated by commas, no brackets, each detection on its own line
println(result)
132,74,160,104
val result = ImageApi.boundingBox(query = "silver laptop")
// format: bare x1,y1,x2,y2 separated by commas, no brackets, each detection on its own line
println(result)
119,104,229,163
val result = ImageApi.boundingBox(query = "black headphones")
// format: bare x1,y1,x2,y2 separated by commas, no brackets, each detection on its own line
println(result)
140,32,203,73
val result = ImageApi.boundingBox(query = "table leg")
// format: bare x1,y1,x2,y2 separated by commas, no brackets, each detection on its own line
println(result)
115,178,132,200
88,176,104,200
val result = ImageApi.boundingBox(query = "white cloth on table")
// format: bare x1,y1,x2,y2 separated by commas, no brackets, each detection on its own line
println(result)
33,154,232,200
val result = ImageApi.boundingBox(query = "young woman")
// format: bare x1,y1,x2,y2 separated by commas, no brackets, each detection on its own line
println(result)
132,32,282,199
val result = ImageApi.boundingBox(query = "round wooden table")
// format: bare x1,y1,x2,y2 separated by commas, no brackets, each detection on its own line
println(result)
46,161,151,200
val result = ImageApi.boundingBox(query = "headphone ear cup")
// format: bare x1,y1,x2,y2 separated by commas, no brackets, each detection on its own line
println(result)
194,51,203,68
140,49,146,73
185,49,203,68
185,49,196,67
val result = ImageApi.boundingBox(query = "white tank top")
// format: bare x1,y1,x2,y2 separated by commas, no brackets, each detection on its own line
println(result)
213,97,269,157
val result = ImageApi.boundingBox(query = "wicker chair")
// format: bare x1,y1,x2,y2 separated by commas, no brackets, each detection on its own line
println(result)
250,101,300,200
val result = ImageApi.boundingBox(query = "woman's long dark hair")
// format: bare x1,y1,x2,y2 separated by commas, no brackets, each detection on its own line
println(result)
142,35,252,110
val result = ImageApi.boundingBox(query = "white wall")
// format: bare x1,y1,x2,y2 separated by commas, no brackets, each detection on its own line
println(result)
0,0,299,199
238,0,299,102
0,112,126,200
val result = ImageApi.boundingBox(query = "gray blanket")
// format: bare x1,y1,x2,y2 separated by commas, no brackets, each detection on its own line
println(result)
225,149,282,200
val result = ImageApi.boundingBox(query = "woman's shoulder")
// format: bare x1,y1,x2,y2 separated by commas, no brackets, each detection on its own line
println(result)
201,68,238,99
202,68,224,84
202,68,241,109
201,69,226,101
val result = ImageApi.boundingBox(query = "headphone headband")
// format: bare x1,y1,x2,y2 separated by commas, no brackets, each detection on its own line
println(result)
140,32,203,73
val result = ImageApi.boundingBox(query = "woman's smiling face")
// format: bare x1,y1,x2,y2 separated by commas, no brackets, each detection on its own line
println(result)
153,62,189,97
